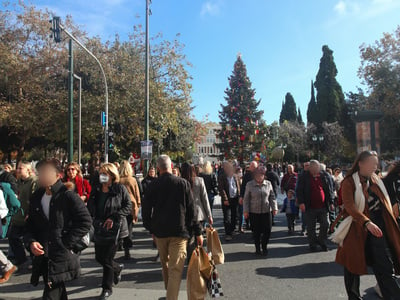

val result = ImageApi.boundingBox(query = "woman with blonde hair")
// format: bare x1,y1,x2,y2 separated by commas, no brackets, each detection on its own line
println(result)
119,160,141,260
87,163,132,300
64,162,91,202
199,161,218,212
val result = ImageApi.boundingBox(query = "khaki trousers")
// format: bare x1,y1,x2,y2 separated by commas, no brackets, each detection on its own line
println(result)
156,237,188,300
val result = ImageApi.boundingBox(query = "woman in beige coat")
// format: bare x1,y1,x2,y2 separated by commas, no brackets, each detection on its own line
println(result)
119,160,141,260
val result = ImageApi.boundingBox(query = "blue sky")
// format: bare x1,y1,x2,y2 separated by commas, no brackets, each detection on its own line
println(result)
5,0,400,123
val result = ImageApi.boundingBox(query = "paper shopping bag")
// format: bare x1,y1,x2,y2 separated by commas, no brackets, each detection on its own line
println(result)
206,226,225,265
187,248,208,300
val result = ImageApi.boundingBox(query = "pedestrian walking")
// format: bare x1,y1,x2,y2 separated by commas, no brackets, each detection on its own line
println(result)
297,160,334,252
9,161,37,267
119,160,141,260
243,166,278,256
239,161,258,232
383,161,400,224
281,164,298,194
142,155,203,300
87,163,132,300
332,151,400,299
0,186,18,284
24,159,92,299
64,162,91,202
199,161,219,212
218,161,241,241
281,189,299,234
181,162,213,227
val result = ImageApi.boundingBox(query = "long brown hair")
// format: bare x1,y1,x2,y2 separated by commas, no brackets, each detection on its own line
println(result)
181,162,196,188
345,151,378,179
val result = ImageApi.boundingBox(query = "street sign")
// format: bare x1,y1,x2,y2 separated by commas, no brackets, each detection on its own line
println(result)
141,140,153,160
101,112,106,127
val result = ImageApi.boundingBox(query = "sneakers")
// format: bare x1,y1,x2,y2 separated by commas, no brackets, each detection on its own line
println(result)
0,265,18,284
99,289,113,300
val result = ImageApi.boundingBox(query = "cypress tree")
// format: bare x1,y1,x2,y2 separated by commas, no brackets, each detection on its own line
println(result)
307,80,318,125
314,45,345,125
279,92,297,124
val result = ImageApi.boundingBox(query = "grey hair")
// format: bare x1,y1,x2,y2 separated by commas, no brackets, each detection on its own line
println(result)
320,163,326,171
157,155,172,171
310,160,320,168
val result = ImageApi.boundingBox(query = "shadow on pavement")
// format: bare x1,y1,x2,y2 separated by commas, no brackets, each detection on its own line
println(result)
256,261,343,278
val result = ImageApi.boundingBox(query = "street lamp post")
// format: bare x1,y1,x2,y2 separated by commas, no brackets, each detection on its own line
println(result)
51,17,109,162
73,74,82,165
144,0,151,175
312,134,324,161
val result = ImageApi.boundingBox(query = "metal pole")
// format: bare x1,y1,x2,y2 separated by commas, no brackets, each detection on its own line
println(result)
68,39,74,162
144,0,150,174
59,24,109,163
74,74,82,165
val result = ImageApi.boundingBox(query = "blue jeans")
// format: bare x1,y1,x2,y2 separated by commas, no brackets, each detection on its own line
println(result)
207,193,215,212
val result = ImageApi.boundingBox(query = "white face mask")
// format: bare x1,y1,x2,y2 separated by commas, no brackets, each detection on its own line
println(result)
99,174,110,184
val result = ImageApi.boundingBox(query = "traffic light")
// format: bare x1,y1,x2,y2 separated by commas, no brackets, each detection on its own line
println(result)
50,16,62,43
108,131,115,151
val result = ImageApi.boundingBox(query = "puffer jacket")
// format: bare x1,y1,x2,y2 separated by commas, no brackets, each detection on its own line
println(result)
87,183,132,240
24,180,92,286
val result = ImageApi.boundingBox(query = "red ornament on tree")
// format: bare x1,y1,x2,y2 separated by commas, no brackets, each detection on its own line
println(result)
240,135,245,141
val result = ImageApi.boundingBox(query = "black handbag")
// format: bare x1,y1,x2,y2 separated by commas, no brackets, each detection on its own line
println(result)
72,225,94,253
93,219,121,245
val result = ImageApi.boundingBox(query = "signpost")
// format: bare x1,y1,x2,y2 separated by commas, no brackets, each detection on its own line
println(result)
141,140,153,161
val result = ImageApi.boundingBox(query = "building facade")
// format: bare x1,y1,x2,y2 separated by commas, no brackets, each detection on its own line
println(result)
193,122,221,165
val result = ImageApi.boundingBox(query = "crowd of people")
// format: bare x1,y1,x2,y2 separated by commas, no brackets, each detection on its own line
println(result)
0,151,400,299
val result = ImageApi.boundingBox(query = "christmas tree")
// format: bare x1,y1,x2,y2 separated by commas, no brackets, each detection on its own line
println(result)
217,54,265,163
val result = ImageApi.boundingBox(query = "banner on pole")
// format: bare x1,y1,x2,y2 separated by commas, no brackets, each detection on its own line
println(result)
141,140,153,160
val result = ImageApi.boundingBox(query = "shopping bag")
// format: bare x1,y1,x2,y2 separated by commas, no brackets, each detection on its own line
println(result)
187,248,208,300
206,226,225,265
208,264,224,298
198,246,212,280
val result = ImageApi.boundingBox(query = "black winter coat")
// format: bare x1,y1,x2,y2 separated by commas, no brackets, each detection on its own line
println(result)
142,173,201,238
87,183,132,239
24,180,92,286
296,171,335,210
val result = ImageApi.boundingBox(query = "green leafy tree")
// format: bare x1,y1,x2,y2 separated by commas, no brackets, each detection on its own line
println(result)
358,26,400,154
0,2,198,162
279,92,298,124
217,54,265,163
314,45,345,126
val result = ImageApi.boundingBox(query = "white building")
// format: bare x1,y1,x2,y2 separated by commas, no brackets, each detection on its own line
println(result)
193,122,221,165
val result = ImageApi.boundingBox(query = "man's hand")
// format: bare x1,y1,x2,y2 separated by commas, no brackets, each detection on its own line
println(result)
223,200,230,207
208,216,214,225
366,222,383,238
272,210,278,216
80,195,87,202
196,235,204,247
239,197,243,205
244,212,249,220
299,204,306,213
103,218,114,230
30,242,45,256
